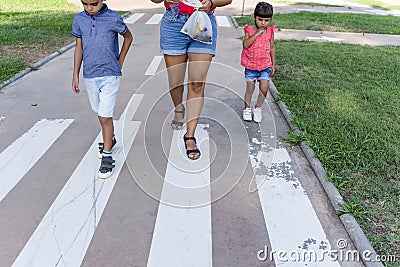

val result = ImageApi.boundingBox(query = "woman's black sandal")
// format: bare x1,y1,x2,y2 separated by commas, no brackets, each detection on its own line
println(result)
183,134,201,160
171,105,185,130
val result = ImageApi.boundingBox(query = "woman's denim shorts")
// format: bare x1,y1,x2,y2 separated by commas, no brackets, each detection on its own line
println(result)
160,9,217,56
244,67,272,82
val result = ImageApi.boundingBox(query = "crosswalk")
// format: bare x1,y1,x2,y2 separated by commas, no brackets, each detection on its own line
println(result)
0,11,350,267
0,119,73,203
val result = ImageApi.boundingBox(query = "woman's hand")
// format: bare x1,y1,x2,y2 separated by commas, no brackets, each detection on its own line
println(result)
165,0,181,4
199,0,213,12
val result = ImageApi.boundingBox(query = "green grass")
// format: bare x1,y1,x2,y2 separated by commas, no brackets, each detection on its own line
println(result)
0,56,26,82
272,40,400,266
235,12,400,34
0,0,79,82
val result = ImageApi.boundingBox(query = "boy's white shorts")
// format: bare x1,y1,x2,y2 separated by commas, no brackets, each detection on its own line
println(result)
84,76,120,118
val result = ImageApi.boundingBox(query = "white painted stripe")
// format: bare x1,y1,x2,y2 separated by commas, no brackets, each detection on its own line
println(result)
148,125,212,267
250,146,340,266
120,94,144,121
145,56,163,76
124,13,145,24
12,121,140,267
216,16,231,27
145,14,163,25
0,119,73,203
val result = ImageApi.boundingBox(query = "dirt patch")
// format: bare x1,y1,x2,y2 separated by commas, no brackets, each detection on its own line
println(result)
0,40,74,65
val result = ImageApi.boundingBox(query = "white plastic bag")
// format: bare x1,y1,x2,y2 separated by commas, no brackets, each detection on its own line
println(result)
181,9,213,44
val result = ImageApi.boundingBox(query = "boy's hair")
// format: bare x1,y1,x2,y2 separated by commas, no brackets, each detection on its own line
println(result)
254,2,273,18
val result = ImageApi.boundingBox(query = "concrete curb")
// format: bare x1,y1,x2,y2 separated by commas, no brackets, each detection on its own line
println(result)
0,11,133,92
229,14,385,267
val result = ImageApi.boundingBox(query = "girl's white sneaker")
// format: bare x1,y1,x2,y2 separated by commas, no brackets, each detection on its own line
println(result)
253,107,262,122
243,108,252,121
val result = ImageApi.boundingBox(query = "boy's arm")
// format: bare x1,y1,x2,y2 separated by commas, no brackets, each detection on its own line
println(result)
72,37,83,94
118,29,133,69
270,32,276,76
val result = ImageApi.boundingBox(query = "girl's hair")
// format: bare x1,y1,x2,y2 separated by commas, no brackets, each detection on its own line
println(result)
254,2,273,18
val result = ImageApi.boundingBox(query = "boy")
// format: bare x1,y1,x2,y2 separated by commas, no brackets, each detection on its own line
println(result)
72,0,133,178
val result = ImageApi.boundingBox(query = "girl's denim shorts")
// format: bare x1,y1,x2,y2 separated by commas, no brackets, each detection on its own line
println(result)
160,9,217,56
244,67,272,82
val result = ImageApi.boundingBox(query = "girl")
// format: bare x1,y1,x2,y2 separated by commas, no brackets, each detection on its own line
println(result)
241,2,277,122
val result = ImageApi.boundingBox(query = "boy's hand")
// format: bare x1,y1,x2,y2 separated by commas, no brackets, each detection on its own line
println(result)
72,77,80,94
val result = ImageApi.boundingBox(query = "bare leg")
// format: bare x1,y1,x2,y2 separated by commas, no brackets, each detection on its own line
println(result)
256,80,269,107
98,116,114,151
244,81,256,108
164,54,187,129
185,53,212,159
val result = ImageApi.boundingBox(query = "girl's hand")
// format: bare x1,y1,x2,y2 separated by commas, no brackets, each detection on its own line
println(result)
271,66,275,76
199,0,213,12
255,28,265,36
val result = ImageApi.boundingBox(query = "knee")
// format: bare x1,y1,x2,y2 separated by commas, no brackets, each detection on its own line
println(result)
189,81,204,94
169,78,183,90
98,116,112,125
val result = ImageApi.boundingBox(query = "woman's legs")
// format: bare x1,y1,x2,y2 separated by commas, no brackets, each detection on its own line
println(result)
185,53,213,159
164,54,188,129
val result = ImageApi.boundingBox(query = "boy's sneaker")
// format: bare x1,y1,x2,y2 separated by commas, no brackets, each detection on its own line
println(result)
253,106,262,123
98,156,115,179
98,136,117,158
243,108,252,121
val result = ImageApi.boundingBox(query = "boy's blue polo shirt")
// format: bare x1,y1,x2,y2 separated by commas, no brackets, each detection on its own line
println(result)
72,4,128,79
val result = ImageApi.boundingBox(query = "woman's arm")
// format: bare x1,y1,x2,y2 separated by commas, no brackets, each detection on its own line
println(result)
211,0,232,7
